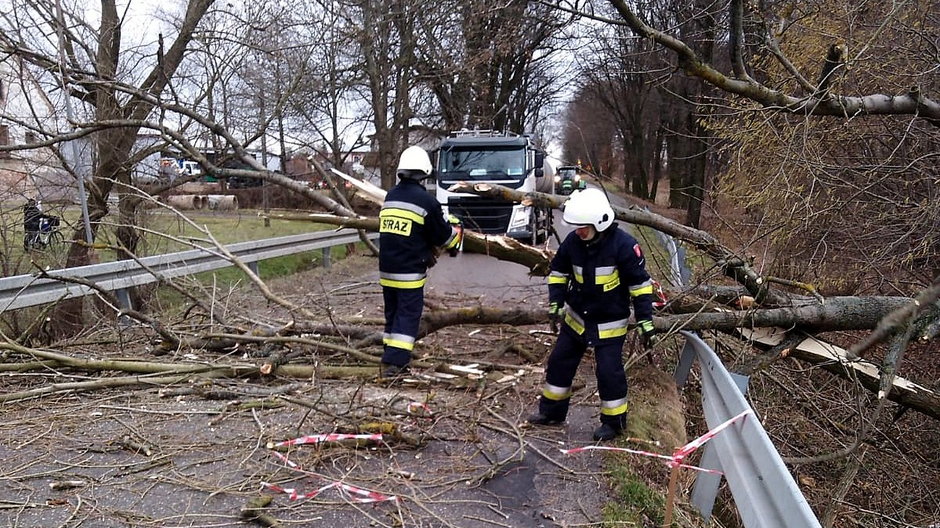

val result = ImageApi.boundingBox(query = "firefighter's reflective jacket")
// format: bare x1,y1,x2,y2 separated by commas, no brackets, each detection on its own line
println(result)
547,224,654,338
379,179,460,289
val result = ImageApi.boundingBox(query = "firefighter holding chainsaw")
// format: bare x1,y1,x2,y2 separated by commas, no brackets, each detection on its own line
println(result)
378,145,463,379
527,188,657,441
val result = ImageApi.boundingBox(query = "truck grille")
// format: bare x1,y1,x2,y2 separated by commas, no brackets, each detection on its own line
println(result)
448,199,513,234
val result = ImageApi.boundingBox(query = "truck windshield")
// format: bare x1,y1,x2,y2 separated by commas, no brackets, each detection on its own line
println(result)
438,147,526,182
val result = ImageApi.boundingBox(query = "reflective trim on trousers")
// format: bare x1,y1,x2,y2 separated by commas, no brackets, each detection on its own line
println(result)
600,397,629,416
541,383,572,401
383,332,415,351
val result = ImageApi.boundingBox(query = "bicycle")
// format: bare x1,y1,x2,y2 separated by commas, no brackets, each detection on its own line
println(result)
25,214,63,251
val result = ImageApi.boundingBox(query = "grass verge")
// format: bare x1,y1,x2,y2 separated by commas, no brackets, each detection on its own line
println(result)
601,363,705,528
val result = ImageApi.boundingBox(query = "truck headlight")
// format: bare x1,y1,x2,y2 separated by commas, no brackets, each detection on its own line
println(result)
508,207,529,230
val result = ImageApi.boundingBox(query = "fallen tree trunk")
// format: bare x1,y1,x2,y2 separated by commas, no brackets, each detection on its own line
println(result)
657,296,914,333
414,305,940,421
447,181,786,304
420,305,546,334
264,212,554,275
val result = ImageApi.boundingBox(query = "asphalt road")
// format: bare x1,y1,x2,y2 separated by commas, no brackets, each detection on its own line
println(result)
421,206,617,528
427,203,573,300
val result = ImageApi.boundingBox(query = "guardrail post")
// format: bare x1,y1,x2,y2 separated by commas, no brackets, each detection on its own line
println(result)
674,338,697,387
321,247,332,269
247,261,260,277
114,288,133,326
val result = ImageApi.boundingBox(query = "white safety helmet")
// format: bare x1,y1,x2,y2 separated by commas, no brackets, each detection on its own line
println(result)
562,188,615,232
397,145,433,179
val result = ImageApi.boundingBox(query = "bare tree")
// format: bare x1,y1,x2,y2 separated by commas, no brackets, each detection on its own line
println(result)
0,0,216,333
408,0,570,135
282,2,372,170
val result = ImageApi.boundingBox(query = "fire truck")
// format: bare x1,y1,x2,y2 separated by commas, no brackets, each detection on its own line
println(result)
434,130,555,244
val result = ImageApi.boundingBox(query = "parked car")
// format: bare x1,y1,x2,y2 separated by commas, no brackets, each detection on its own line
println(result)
227,176,263,189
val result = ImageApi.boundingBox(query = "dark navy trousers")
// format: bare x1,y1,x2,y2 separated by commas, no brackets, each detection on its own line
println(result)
381,286,425,367
539,322,629,427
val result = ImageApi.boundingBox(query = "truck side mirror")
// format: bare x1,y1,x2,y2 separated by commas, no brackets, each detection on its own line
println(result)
534,151,545,178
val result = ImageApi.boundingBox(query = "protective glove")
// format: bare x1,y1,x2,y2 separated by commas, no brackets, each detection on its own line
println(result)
548,302,562,333
637,319,658,349
427,247,441,268
447,215,464,257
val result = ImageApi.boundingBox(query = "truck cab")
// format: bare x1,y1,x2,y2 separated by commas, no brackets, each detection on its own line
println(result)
435,130,554,244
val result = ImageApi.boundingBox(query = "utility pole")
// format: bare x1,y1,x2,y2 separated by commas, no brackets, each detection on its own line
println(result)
259,95,270,227
54,0,93,245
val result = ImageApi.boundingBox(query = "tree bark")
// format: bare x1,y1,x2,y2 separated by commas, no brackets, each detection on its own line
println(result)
658,296,913,333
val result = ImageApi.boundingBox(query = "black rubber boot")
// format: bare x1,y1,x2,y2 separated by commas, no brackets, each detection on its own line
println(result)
380,363,409,379
592,423,622,441
526,413,564,426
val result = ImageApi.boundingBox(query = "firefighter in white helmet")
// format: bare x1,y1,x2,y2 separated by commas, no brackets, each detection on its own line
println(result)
527,187,657,441
378,146,462,379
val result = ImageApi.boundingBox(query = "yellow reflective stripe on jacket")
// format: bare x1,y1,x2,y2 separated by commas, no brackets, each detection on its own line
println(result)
383,332,416,351
542,383,572,401
595,266,620,292
597,318,629,339
443,226,460,249
600,397,629,416
629,279,654,297
379,272,427,289
563,306,586,335
595,266,617,282
547,271,568,285
380,207,425,225
383,200,428,217
572,265,584,284
562,310,628,339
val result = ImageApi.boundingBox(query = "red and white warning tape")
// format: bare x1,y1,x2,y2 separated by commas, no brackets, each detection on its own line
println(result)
264,433,398,503
271,433,383,448
261,480,398,503
407,401,433,415
562,409,753,476
561,445,724,475
670,409,752,466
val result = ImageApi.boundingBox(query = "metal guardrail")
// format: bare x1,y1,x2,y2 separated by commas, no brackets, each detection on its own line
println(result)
675,331,823,528
0,229,377,312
